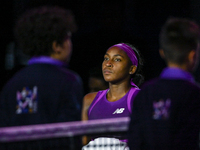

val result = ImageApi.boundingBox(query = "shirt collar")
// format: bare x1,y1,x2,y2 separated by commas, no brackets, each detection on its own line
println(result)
160,67,195,82
28,56,68,67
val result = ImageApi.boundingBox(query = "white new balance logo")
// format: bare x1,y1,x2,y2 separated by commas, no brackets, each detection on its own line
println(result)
113,108,125,114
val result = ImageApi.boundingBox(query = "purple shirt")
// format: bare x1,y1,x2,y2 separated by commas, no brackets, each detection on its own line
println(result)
88,87,140,120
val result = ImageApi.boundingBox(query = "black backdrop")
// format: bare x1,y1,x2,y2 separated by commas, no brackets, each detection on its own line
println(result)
1,0,200,93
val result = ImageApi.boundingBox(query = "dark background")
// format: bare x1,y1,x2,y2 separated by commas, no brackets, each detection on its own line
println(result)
1,0,200,93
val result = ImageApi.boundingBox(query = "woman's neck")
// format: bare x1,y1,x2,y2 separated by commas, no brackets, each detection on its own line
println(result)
107,83,131,102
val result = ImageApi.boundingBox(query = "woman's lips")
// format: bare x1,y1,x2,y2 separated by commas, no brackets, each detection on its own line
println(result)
103,69,112,74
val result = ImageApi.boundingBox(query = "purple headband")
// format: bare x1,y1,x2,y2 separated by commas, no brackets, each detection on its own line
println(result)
109,43,138,66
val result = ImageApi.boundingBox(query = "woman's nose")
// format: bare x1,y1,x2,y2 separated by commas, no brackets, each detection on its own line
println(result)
106,60,112,67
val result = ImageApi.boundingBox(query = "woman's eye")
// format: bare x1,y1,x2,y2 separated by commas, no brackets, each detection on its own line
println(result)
104,57,109,61
115,58,121,62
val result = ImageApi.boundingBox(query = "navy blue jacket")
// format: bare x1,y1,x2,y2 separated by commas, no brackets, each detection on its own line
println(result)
128,68,200,150
0,62,84,149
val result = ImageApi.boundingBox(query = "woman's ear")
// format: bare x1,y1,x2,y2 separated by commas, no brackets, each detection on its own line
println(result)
159,49,165,59
129,65,137,74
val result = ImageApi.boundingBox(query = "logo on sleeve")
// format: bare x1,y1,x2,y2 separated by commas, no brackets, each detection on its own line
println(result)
113,108,125,114
153,99,171,120
16,86,38,114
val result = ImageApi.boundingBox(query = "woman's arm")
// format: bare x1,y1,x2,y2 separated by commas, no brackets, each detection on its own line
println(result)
81,92,97,121
81,92,97,146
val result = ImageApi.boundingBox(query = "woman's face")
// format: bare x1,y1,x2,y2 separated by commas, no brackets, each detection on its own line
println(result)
102,46,133,84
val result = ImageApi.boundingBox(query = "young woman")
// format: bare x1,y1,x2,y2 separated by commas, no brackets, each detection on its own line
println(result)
82,43,144,149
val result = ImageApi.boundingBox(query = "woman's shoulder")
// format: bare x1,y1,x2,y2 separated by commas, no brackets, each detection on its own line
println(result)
83,90,107,105
83,92,98,103
82,92,99,121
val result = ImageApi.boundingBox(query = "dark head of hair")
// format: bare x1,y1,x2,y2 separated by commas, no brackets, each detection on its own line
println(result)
88,66,109,92
14,6,77,57
159,17,200,65
89,67,104,79
124,43,144,87
89,66,108,83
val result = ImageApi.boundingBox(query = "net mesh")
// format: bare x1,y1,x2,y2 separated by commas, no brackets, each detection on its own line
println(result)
1,117,199,150
0,117,130,150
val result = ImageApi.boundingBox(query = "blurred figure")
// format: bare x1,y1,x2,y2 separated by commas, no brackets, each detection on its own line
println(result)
128,17,200,150
0,6,83,150
82,43,144,149
3,41,29,90
88,67,109,93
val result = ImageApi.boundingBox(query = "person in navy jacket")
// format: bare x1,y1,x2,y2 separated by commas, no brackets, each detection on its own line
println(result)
128,17,200,150
0,6,84,150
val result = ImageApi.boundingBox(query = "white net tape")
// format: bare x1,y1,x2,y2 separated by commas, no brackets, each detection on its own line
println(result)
0,117,130,143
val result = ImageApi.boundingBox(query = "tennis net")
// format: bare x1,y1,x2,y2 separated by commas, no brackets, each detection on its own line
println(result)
0,117,130,150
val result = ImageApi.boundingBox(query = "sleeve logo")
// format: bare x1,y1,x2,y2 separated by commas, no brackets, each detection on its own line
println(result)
16,86,38,114
153,99,171,120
